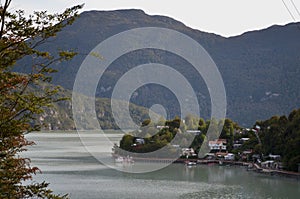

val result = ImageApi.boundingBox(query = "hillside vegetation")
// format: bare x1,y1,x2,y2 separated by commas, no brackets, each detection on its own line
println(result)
15,9,300,126
30,82,156,130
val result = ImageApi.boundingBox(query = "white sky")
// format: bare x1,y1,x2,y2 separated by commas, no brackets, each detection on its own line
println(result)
9,0,300,37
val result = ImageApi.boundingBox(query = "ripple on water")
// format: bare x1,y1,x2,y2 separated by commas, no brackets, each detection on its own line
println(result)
178,184,259,199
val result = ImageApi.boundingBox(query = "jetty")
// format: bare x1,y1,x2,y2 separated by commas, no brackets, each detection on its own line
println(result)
251,163,300,179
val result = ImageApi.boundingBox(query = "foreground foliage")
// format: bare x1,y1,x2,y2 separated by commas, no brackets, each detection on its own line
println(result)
0,0,82,198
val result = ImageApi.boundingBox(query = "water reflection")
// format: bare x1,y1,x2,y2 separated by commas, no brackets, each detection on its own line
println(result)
24,132,300,199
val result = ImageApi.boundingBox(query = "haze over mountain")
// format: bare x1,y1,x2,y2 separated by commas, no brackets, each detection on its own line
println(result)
16,9,300,127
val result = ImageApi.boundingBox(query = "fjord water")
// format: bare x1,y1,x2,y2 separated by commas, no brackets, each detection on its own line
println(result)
24,132,300,199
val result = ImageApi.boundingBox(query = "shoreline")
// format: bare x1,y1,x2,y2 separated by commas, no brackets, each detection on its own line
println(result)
113,154,300,179
251,163,300,179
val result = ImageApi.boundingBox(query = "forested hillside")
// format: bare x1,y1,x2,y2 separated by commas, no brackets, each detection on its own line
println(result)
15,9,300,126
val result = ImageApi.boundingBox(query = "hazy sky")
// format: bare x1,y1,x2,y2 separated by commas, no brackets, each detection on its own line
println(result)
10,0,300,37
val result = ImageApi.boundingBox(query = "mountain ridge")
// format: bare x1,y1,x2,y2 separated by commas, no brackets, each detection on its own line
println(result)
15,9,300,127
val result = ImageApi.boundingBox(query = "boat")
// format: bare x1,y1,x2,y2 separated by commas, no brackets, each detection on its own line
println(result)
185,161,197,166
115,156,134,163
115,156,124,163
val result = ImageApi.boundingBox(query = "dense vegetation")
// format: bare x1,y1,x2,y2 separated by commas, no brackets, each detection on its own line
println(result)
117,115,239,158
118,109,300,172
0,1,82,198
254,109,300,171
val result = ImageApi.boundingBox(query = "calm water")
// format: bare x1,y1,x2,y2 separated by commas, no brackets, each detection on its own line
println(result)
24,132,300,199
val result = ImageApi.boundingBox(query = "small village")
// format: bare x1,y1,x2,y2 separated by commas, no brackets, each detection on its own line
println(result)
113,118,300,178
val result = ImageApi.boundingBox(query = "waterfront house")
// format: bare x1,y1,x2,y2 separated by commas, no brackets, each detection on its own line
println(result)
261,160,274,168
209,139,227,151
181,148,197,158
233,137,249,149
156,125,169,130
215,152,229,159
240,138,250,143
241,150,254,161
261,160,283,169
134,137,145,145
204,153,216,160
268,154,281,160
224,153,235,160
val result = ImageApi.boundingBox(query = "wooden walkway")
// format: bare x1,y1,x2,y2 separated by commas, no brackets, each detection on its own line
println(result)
253,163,300,179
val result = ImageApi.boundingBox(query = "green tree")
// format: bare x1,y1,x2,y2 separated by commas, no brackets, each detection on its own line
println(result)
219,119,235,151
165,116,181,132
120,134,134,150
141,119,151,127
283,109,300,171
0,1,82,198
248,109,300,171
198,118,206,132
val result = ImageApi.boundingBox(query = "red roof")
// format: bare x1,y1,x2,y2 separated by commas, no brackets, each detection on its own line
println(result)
209,139,227,145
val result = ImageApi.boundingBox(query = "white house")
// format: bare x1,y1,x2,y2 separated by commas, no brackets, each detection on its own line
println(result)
208,139,227,151
240,138,250,142
224,153,235,160
181,148,197,157
268,154,281,160
156,125,169,130
135,138,145,145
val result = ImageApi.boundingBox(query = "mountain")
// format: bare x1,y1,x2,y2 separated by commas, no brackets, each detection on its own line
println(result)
15,9,300,126
30,83,157,130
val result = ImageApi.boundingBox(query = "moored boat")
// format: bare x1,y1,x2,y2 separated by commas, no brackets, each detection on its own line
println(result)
115,156,134,163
